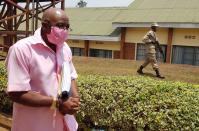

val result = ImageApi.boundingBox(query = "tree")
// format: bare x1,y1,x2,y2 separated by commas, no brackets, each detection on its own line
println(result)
76,0,87,8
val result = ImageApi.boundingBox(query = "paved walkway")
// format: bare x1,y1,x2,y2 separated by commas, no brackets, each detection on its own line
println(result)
0,113,11,131
0,126,10,131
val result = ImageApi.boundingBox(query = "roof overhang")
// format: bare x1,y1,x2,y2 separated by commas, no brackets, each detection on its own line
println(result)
69,35,121,42
113,22,199,28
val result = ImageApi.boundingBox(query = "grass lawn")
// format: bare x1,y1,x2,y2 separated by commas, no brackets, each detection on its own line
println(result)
73,56,199,85
0,56,198,130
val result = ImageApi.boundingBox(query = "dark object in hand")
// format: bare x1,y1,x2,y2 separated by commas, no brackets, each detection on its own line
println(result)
153,41,165,60
154,41,163,54
159,48,163,54
60,91,69,101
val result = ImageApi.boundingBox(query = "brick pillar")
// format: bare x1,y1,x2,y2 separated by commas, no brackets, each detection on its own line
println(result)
84,40,89,57
166,28,173,63
120,27,126,59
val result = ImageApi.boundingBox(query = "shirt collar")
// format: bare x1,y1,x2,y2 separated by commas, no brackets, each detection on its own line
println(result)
33,27,48,47
33,27,66,50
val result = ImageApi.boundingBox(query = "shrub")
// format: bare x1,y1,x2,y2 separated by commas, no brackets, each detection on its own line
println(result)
0,63,199,130
77,75,199,130
0,62,12,114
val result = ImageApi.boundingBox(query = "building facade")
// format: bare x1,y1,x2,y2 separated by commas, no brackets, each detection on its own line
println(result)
66,0,199,66
0,0,199,66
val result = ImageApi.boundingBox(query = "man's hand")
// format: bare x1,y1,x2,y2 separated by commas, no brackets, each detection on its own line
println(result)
153,41,164,54
58,97,80,115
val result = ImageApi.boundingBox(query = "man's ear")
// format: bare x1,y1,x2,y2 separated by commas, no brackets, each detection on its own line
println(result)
42,22,51,33
42,22,50,29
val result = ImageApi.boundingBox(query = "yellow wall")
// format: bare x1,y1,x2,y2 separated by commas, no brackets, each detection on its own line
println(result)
173,29,199,47
89,41,120,51
66,28,199,51
67,40,120,50
0,36,3,44
125,27,168,45
67,40,85,48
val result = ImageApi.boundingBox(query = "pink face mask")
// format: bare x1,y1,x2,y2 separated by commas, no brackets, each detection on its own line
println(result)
47,26,68,46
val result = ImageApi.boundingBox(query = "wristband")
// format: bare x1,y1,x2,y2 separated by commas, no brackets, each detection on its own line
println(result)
50,97,57,110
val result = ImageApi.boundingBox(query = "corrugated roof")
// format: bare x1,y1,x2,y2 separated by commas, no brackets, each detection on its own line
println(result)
1,8,123,38
66,8,123,36
114,0,199,23
129,0,199,9
3,0,199,37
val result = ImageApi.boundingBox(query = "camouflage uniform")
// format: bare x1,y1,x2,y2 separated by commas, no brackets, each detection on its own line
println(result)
142,30,158,70
137,23,164,78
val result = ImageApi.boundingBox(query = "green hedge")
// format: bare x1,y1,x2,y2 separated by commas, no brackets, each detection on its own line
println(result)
0,62,199,130
0,63,12,114
77,75,199,130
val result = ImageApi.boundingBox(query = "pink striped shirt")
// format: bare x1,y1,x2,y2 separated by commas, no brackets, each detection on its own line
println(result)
6,28,78,131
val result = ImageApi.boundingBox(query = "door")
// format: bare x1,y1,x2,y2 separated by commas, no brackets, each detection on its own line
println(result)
124,43,135,60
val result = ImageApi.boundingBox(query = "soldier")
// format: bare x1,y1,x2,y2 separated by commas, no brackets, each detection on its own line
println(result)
137,22,165,79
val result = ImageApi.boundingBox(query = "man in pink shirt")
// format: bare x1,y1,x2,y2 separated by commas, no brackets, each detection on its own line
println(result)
6,8,80,131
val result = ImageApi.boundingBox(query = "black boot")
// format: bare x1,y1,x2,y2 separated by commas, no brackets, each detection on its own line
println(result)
137,65,144,74
155,69,165,79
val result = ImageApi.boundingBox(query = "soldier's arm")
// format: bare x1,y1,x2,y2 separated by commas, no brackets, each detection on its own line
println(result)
145,31,159,43
142,32,153,44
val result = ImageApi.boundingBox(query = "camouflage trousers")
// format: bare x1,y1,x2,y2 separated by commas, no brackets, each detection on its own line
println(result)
142,53,159,70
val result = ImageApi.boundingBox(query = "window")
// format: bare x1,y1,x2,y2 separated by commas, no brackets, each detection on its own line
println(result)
195,48,199,65
136,43,166,62
136,43,145,60
71,47,84,56
172,46,199,66
183,47,194,65
89,49,112,58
